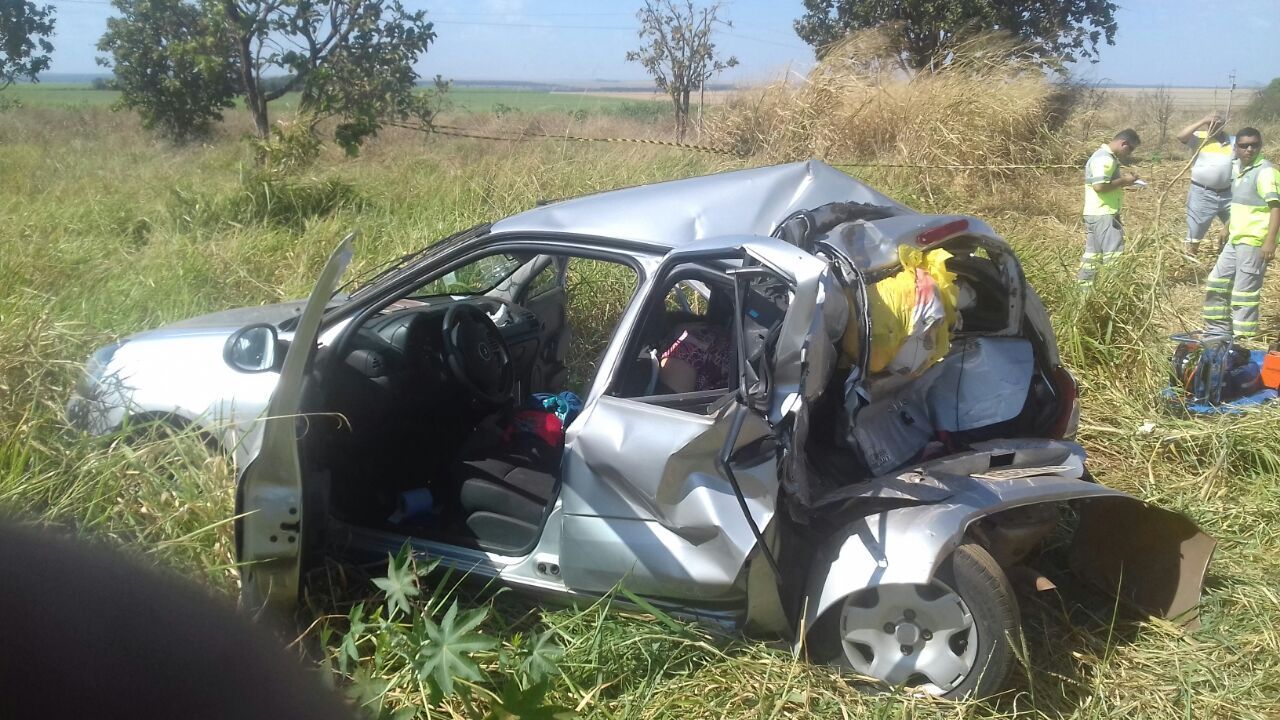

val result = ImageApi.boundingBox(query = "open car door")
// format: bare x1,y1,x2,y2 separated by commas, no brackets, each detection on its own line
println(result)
234,237,354,613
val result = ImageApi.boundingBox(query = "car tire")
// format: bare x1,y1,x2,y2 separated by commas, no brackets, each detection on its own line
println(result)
809,542,1021,700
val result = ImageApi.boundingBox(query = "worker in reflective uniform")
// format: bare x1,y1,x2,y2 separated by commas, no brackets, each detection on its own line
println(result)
1177,112,1234,258
1203,127,1280,341
1079,129,1141,286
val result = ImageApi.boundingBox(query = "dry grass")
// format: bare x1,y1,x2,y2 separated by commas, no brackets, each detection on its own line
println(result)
706,31,1088,170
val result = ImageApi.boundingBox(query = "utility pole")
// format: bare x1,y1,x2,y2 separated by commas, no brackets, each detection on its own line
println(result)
1225,70,1237,122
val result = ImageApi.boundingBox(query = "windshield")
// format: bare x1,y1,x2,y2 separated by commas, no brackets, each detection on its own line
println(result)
411,252,526,297
337,223,492,300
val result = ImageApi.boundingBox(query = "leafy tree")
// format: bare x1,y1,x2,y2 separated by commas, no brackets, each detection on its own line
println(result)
97,0,237,141
218,0,439,152
794,0,1118,71
1245,78,1280,123
626,0,738,142
0,0,56,89
98,0,440,153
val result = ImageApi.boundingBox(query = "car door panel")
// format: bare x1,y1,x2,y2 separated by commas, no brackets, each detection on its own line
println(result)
236,237,353,612
558,395,777,599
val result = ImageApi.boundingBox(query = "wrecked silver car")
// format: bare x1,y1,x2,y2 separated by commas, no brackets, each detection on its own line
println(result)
70,161,1213,699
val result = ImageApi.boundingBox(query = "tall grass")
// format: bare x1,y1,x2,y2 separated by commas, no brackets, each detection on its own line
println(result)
707,31,1087,170
2,98,1280,719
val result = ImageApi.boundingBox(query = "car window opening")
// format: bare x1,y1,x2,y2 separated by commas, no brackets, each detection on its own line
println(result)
611,262,790,413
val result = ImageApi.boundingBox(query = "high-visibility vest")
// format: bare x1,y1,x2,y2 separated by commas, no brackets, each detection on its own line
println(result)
1229,157,1280,246
1083,144,1122,216
1189,131,1234,190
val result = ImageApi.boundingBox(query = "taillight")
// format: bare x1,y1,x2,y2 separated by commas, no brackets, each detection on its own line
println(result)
1049,365,1079,439
916,218,970,246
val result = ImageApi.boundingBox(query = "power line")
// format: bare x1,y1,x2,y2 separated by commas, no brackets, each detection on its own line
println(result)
390,119,1087,171
730,20,805,40
722,31,809,50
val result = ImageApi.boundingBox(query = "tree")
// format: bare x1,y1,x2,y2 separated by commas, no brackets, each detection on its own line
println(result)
97,0,238,141
1136,85,1175,149
794,0,1117,71
1,0,56,89
217,0,438,150
98,0,440,153
1244,78,1280,123
626,0,737,142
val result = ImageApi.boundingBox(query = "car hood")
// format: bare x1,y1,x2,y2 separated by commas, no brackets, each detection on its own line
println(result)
128,301,307,341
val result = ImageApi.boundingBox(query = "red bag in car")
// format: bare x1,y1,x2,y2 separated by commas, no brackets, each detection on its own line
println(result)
504,409,565,449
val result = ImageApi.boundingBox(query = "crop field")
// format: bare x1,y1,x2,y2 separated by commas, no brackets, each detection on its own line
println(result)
2,69,1280,720
1102,86,1263,114
4,83,666,121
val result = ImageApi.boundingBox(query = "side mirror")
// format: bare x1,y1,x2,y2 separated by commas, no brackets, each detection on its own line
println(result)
224,324,280,373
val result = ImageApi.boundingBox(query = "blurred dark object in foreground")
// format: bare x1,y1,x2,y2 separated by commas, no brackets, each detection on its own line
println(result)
0,521,353,720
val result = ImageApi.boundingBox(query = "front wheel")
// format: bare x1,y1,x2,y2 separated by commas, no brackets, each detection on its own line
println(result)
809,542,1021,699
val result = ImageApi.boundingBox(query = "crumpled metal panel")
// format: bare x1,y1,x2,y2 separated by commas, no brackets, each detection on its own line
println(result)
556,232,843,600
741,239,848,413
627,236,847,528
559,397,778,600
803,439,1216,633
817,213,1005,275
805,442,1098,627
491,160,911,251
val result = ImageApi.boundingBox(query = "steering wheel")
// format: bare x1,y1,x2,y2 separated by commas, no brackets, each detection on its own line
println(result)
441,302,514,405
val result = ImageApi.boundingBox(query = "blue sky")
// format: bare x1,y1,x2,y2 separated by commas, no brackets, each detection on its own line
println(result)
39,0,1280,87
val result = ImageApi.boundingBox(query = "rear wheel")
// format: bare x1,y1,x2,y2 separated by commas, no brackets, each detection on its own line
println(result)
810,542,1021,699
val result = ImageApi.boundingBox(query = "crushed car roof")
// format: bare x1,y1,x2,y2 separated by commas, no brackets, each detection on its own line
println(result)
489,160,914,250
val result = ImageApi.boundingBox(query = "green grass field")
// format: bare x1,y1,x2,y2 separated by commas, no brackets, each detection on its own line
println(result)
443,87,663,114
3,83,665,119
3,82,119,106
1,100,1279,719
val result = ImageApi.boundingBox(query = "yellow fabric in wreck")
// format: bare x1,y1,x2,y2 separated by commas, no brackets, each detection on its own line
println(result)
841,246,958,373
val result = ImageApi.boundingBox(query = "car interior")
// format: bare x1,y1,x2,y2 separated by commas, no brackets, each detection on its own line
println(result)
310,238,1068,556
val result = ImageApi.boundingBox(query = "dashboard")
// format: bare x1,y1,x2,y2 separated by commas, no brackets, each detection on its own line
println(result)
341,296,543,388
